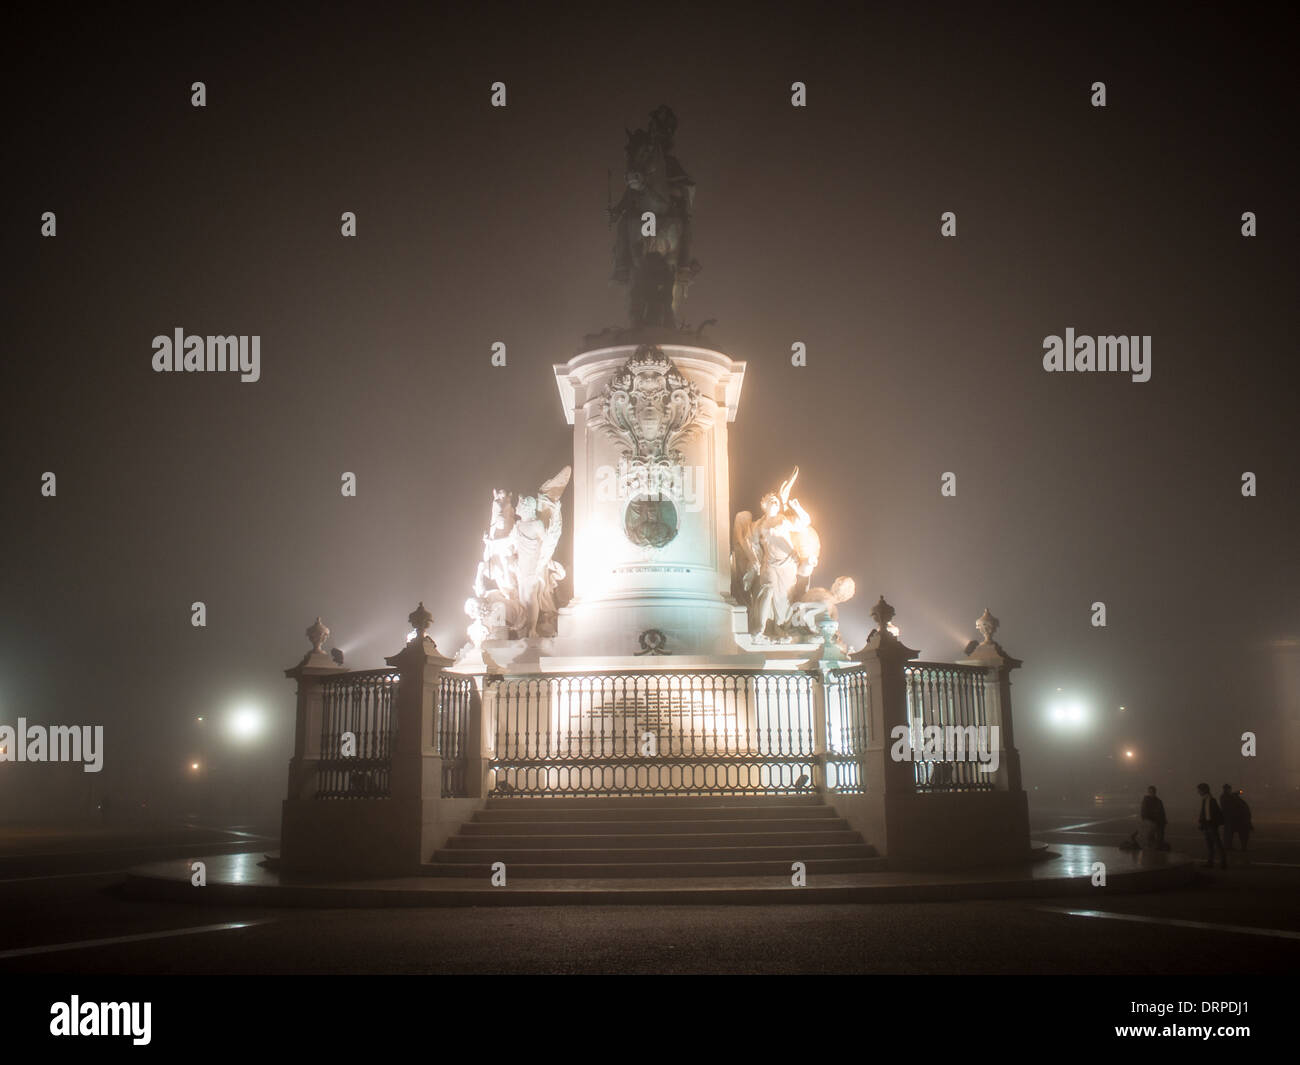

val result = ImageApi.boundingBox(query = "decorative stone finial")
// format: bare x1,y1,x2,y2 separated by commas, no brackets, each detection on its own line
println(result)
307,616,329,654
870,595,896,632
976,607,999,646
408,602,433,641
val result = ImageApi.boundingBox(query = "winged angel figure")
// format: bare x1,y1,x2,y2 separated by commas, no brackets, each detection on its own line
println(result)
465,466,572,644
732,467,853,639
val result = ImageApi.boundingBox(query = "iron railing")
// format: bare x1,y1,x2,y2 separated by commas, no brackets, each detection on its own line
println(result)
307,661,996,799
437,673,474,797
316,668,399,798
904,662,995,792
824,666,870,793
487,670,817,796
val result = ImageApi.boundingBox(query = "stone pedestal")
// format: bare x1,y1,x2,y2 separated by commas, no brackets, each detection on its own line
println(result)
550,340,746,659
283,647,346,800
385,634,456,865
959,627,1024,793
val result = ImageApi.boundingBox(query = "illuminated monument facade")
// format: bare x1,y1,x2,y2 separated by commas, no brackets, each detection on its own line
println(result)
460,340,854,669
459,104,853,669
280,107,1030,881
552,342,747,661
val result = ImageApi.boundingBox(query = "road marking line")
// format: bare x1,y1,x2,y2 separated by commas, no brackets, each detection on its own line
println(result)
0,920,274,960
182,824,277,841
1039,831,1130,838
1049,819,1129,832
1043,907,1300,942
0,841,268,860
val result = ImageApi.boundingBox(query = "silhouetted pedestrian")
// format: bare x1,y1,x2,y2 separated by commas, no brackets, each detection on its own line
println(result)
1139,785,1167,849
1221,784,1252,851
1196,782,1226,869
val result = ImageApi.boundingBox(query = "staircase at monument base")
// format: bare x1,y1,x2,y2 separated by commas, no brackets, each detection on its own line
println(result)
423,795,882,878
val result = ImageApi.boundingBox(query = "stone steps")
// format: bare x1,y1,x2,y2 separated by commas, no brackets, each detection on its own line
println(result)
434,842,872,862
426,796,880,879
423,857,884,879
457,824,856,841
473,803,838,823
483,795,825,807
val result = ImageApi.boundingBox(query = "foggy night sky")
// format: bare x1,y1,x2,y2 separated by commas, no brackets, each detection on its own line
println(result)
3,3,1297,817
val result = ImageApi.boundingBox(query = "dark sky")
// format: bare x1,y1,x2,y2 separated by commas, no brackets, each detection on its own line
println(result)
3,2,1297,815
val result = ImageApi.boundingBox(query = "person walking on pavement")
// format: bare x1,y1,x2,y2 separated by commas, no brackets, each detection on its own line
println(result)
1196,782,1226,869
1221,784,1252,853
1140,785,1167,850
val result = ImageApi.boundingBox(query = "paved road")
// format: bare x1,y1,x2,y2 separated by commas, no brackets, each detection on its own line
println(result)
0,806,1296,975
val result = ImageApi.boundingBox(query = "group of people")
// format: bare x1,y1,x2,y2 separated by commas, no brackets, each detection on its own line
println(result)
1131,784,1253,868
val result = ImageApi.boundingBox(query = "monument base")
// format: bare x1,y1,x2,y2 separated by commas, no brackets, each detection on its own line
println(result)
549,596,743,660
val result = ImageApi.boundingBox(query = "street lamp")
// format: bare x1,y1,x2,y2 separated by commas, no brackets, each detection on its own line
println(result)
227,705,264,743
1047,699,1090,729
1046,690,1094,803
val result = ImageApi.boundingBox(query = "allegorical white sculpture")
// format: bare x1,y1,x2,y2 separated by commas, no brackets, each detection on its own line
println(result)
465,466,572,644
788,576,857,634
731,467,854,640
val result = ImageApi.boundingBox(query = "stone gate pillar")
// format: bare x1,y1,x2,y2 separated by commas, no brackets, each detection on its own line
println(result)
850,597,919,852
386,603,453,864
284,617,346,800
959,608,1024,792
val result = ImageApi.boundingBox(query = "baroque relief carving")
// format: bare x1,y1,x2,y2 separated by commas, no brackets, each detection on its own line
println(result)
593,345,700,468
591,346,701,550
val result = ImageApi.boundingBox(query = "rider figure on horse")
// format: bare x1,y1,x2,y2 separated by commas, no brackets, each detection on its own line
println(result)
610,105,700,327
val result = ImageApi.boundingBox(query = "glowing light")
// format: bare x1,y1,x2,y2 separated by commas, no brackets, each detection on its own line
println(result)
227,706,264,742
407,629,418,643
1124,749,1135,759
190,761,200,771
1047,697,1090,729
886,622,900,638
